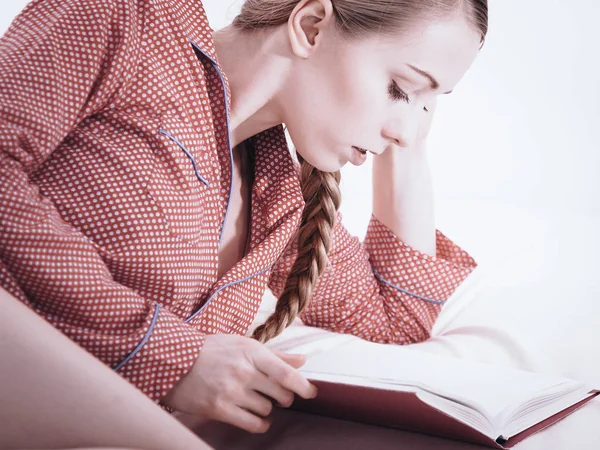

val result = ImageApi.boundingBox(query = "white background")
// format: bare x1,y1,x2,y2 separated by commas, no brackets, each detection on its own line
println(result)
1,1,599,268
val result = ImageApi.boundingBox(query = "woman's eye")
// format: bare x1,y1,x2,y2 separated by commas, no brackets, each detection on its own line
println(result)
388,80,411,104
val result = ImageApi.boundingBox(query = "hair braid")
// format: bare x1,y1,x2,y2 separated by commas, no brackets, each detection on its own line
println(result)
252,155,341,343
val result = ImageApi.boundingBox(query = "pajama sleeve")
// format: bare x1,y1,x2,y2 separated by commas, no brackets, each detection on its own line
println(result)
268,213,478,344
0,0,203,402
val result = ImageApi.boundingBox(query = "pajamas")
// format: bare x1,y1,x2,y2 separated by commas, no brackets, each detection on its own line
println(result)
0,0,477,403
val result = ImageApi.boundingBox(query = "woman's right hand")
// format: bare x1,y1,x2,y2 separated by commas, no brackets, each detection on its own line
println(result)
162,334,318,433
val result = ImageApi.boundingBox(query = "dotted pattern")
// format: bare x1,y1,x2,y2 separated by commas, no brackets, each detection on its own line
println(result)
269,213,478,344
0,0,477,404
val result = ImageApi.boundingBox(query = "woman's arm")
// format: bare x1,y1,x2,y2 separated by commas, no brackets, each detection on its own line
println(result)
0,287,211,450
372,97,439,256
0,0,207,405
372,145,436,257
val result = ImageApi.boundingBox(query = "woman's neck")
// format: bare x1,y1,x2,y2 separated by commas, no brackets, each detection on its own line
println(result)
212,24,291,148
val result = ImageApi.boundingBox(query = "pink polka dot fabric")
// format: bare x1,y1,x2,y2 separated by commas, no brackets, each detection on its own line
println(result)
271,213,477,344
0,0,477,404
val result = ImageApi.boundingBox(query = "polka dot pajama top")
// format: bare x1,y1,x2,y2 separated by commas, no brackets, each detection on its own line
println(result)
0,0,478,404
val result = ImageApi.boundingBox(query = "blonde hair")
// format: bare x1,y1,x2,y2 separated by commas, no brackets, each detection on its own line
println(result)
237,0,489,343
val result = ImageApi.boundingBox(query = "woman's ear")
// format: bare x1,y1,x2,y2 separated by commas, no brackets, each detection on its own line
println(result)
287,0,335,59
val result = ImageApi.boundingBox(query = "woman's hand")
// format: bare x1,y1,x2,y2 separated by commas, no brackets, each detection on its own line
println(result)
162,334,317,434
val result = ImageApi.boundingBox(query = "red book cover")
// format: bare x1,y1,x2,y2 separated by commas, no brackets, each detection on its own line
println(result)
292,380,600,449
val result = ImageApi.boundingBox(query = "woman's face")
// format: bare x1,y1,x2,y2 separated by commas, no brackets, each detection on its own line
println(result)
281,12,482,172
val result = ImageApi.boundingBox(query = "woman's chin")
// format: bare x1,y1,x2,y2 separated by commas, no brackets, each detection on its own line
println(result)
295,152,346,173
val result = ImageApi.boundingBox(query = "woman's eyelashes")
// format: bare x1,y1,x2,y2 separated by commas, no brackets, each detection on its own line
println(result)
389,80,430,113
388,80,410,103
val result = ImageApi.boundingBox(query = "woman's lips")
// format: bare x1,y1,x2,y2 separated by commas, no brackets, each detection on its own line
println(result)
350,146,368,166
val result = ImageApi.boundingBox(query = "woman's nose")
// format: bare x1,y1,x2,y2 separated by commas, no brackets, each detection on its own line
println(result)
382,113,419,149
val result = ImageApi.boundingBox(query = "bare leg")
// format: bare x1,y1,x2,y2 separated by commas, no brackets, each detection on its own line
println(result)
0,287,212,450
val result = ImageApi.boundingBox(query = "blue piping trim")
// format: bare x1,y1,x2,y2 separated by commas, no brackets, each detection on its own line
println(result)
371,266,446,305
113,302,161,371
185,266,272,323
188,38,234,249
158,128,210,187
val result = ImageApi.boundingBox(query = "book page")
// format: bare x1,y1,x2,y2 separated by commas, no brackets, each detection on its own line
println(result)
299,338,584,423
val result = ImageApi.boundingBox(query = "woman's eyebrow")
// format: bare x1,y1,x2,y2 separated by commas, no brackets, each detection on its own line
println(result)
407,64,453,94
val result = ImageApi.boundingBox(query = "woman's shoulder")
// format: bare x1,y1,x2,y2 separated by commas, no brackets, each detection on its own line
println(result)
7,0,146,40
1,0,148,74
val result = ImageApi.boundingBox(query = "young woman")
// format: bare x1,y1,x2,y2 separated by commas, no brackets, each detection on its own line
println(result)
0,0,487,445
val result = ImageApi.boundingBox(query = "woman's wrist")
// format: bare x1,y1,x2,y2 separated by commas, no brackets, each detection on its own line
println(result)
371,142,436,257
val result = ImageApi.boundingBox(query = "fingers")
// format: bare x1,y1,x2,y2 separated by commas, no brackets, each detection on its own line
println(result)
251,371,295,408
238,389,274,417
253,350,317,400
273,350,306,369
217,403,271,434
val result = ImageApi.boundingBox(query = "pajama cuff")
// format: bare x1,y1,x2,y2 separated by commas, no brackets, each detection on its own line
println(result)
363,214,478,303
115,305,205,404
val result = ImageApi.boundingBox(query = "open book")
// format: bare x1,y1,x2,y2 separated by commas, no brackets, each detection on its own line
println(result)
270,334,599,449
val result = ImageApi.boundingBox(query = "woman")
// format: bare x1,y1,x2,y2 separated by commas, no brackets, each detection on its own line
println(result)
0,0,486,445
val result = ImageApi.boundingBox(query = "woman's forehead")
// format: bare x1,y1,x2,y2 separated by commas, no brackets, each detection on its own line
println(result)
348,17,481,91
